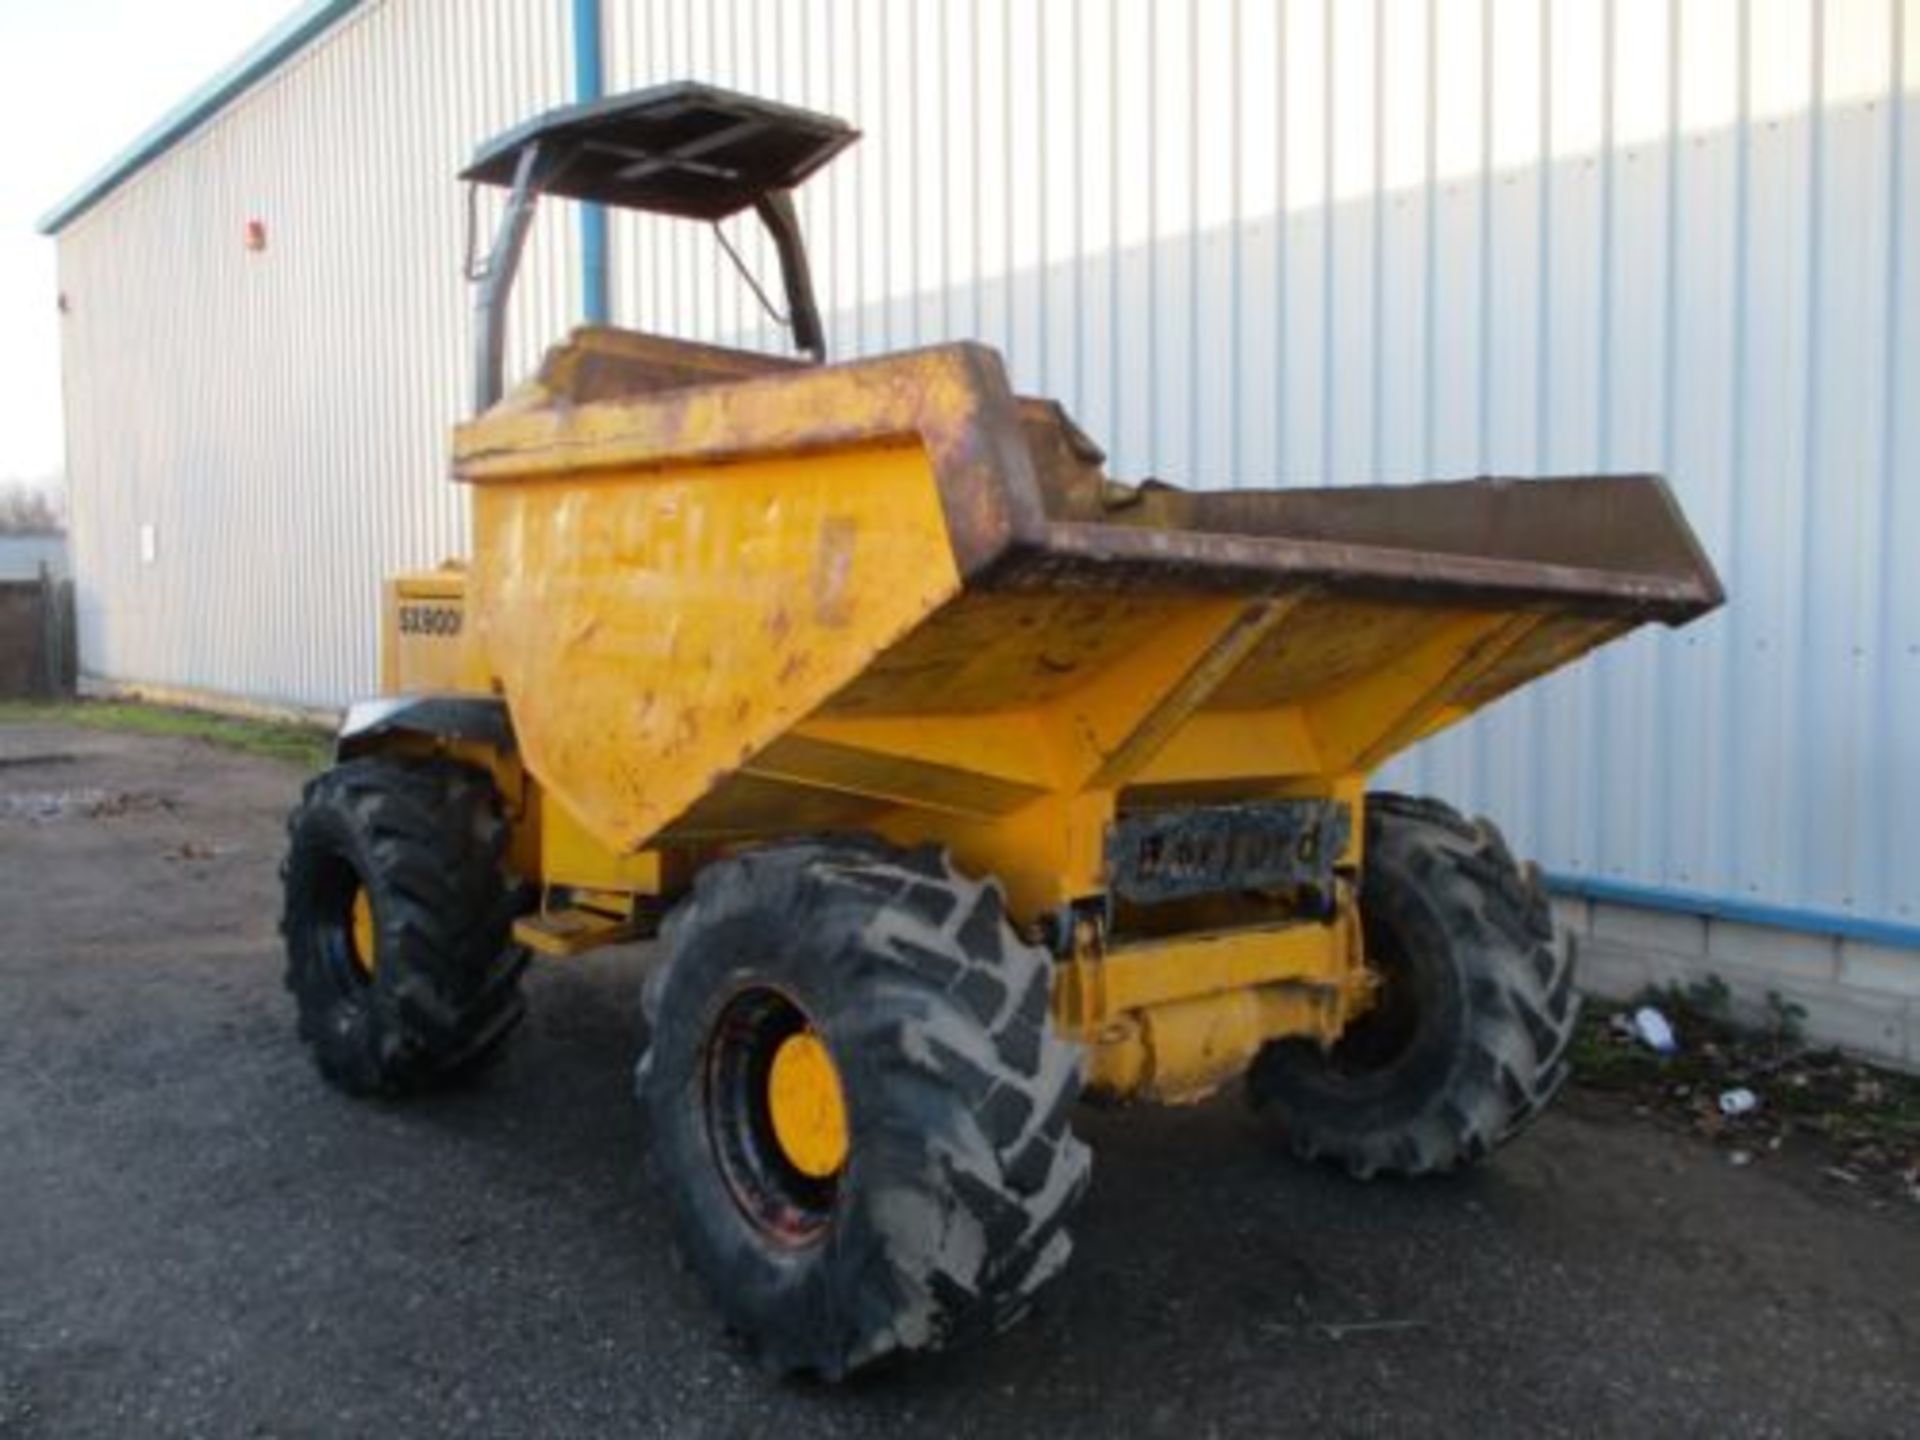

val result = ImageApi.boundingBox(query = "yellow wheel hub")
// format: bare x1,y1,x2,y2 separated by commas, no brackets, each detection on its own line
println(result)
348,886,377,976
766,1030,849,1178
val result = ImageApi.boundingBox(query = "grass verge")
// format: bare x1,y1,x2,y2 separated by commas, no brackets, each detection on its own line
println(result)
0,699,331,770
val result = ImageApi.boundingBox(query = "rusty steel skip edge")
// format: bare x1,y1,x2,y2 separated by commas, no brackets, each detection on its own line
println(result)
365,329,1721,1105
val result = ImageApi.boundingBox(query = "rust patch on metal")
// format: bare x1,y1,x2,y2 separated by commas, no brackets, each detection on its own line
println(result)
461,337,1720,629
457,342,1044,582
502,326,804,414
987,512,1719,624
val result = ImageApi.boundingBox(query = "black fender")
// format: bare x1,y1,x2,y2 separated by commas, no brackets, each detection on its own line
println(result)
335,695,514,761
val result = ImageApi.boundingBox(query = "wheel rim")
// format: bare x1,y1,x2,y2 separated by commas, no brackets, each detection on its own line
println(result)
766,1031,849,1178
348,886,378,977
705,987,845,1245
299,842,376,996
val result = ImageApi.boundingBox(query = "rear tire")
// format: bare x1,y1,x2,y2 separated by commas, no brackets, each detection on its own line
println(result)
637,839,1090,1378
280,756,530,1097
1247,792,1578,1178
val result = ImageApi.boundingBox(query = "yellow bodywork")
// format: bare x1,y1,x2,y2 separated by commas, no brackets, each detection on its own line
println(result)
472,442,959,853
371,327,1720,1103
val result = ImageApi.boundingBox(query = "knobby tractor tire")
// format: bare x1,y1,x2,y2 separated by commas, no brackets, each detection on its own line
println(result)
637,839,1090,1379
1248,792,1579,1179
280,757,530,1097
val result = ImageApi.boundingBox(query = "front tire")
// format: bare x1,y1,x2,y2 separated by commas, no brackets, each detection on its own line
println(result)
280,756,530,1097
1248,793,1578,1178
638,839,1090,1378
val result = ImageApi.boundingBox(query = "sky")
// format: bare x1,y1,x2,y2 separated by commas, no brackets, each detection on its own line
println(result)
0,0,301,486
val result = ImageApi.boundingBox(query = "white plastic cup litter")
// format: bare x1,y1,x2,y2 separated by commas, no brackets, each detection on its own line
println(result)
1631,1005,1678,1055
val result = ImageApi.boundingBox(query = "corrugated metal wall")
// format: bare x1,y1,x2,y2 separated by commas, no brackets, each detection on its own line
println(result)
56,0,577,709
602,0,1918,933
53,0,1917,933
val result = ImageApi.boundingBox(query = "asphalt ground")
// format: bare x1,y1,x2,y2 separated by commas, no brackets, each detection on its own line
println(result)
2,720,1916,1438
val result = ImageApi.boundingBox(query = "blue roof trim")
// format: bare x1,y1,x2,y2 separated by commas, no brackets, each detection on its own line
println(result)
1547,872,1920,951
37,0,365,235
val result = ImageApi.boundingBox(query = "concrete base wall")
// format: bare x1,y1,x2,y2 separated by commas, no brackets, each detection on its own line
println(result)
1557,896,1920,1074
77,675,340,729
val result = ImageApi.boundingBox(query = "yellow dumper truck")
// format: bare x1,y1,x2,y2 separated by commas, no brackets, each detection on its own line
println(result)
281,84,1723,1377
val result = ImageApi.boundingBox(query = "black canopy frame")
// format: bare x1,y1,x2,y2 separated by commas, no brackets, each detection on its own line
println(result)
463,81,859,411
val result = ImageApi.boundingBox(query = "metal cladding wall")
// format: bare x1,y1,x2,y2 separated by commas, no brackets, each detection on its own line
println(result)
50,1,1918,940
55,0,577,711
602,0,1919,939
